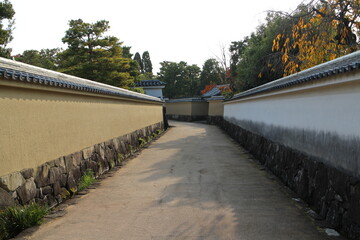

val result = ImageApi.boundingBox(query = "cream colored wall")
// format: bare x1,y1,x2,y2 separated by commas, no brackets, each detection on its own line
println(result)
208,100,224,116
191,102,209,116
165,102,192,115
0,82,163,176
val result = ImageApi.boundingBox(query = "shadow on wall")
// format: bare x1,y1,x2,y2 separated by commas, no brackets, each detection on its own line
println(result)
220,119,360,239
226,117,360,178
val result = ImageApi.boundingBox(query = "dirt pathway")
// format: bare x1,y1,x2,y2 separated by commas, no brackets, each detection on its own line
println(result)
22,121,328,240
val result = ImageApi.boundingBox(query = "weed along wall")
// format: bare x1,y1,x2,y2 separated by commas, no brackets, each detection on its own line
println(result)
222,51,360,239
0,58,164,208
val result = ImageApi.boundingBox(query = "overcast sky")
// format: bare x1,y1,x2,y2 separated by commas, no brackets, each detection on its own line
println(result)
9,0,302,73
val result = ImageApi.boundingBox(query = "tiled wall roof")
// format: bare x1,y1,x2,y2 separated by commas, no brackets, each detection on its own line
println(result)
230,51,360,101
0,58,163,103
135,80,166,87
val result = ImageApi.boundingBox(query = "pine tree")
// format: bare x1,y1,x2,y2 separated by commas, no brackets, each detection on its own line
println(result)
142,51,153,74
133,52,144,73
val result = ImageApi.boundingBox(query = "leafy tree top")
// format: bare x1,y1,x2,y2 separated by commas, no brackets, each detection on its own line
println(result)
59,19,138,88
0,0,14,57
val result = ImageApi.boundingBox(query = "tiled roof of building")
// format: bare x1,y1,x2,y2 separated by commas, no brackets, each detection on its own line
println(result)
202,84,230,97
202,87,221,97
166,97,205,103
0,57,163,103
135,80,166,87
229,51,360,101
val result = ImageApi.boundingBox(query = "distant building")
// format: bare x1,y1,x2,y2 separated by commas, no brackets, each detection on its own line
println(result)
201,84,230,98
135,80,166,99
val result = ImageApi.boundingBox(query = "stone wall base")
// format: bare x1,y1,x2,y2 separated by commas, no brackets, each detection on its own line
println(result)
206,116,223,125
167,114,207,122
220,119,360,240
0,122,164,209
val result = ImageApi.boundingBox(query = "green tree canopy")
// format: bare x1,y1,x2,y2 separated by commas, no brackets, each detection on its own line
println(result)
122,46,133,58
199,58,223,91
58,19,138,88
15,48,61,70
158,61,200,98
0,0,14,58
231,12,293,91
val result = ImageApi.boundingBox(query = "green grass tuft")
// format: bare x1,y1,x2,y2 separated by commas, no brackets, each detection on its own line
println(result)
78,169,95,191
0,203,48,239
138,137,147,147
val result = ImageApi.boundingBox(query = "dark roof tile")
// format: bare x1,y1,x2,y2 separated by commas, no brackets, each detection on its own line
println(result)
135,80,166,87
0,58,163,103
229,51,360,101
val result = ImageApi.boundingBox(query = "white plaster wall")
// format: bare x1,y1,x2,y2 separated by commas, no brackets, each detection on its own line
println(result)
144,88,163,99
224,71,360,175
224,73,360,138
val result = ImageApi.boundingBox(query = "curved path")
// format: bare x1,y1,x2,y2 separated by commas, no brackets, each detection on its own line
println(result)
24,121,328,240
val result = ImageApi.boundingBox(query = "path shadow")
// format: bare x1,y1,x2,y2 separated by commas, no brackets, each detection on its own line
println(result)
135,121,326,239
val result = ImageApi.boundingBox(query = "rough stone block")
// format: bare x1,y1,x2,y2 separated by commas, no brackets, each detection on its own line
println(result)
97,143,106,160
53,181,61,196
80,160,87,174
10,191,18,199
36,188,43,199
49,167,63,184
87,161,99,176
35,163,50,187
42,186,52,195
72,151,83,166
119,139,127,153
82,146,95,160
54,157,66,171
0,187,15,209
46,194,57,208
64,154,73,172
20,168,34,179
60,174,67,187
0,172,26,191
105,139,114,149
105,147,115,165
112,138,120,151
66,167,81,191
16,177,37,204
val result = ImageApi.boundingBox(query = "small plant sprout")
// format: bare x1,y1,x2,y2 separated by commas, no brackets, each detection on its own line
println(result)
78,169,95,191
138,137,147,147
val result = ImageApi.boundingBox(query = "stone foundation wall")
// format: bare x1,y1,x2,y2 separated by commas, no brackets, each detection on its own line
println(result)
166,114,207,122
220,119,360,239
206,116,223,125
0,122,163,209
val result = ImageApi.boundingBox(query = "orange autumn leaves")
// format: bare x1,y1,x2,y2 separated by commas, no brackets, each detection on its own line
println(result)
272,0,359,76
201,84,216,95
201,84,232,95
